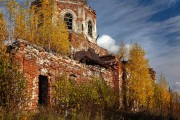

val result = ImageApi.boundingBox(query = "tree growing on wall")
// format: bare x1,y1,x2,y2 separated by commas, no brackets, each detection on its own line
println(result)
32,0,70,55
1,0,70,55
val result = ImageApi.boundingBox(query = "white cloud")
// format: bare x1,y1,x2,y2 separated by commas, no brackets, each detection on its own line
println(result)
176,82,180,86
173,82,180,93
97,35,119,53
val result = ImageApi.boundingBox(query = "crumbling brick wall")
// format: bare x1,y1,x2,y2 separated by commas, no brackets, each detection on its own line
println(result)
10,40,123,110
70,33,108,56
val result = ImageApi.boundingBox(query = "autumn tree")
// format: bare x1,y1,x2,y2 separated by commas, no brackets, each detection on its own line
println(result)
14,2,29,40
1,0,29,43
0,55,29,114
52,14,70,54
172,91,180,118
125,43,154,111
5,0,19,44
33,0,70,55
2,0,70,55
29,5,39,44
153,74,171,116
0,12,8,51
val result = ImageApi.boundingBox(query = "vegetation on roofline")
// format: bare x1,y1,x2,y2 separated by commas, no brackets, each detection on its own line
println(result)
1,0,70,55
68,0,88,4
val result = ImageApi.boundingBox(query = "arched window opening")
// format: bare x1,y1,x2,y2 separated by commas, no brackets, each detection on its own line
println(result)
64,13,73,30
88,20,93,37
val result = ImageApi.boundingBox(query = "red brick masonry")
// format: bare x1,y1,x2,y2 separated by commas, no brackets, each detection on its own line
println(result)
10,40,123,110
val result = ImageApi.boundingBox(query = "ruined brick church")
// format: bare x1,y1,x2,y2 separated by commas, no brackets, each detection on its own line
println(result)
9,0,154,110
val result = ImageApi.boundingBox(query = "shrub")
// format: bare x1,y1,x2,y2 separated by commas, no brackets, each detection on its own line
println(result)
0,54,29,114
52,74,118,119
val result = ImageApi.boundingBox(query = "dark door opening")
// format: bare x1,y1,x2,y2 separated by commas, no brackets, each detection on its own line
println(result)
38,75,48,106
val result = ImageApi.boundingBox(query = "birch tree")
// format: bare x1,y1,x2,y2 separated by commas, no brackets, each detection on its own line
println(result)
126,43,154,111
0,12,8,51
33,0,70,55
5,0,19,44
154,74,171,116
14,5,29,40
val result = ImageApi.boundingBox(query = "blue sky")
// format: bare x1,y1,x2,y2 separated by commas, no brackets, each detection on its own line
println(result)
88,0,180,92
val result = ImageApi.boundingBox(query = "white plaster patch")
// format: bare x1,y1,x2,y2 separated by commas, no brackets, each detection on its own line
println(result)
40,68,48,75
38,59,50,65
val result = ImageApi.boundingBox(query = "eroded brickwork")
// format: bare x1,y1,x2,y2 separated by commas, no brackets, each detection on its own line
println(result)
10,40,123,110
70,33,108,56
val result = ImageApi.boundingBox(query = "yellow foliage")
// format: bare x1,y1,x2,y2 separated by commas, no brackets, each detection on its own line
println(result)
32,0,70,55
126,43,154,109
29,6,39,44
153,74,171,115
3,0,70,55
14,8,29,40
0,12,8,48
51,14,70,55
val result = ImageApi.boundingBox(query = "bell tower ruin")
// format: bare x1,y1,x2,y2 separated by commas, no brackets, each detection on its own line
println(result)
57,0,97,43
32,0,108,55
